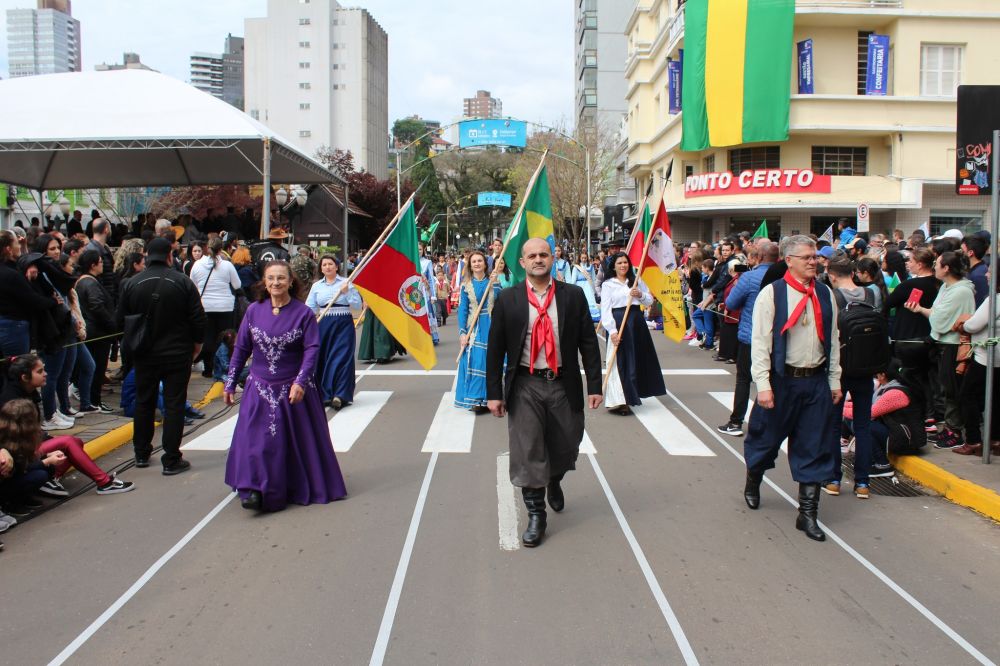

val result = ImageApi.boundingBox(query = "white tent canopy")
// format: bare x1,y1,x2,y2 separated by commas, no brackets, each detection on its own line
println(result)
0,69,340,190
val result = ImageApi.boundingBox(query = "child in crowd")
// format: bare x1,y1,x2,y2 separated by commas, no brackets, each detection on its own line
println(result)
120,369,207,426
434,266,451,326
213,329,248,386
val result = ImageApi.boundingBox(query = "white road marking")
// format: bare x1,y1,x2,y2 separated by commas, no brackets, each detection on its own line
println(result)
496,453,520,551
580,430,597,454
331,391,392,452
586,453,700,665
181,412,238,451
47,493,237,666
708,391,786,453
663,369,729,376
356,368,729,377
421,392,476,453
632,399,715,457
662,386,995,666
370,452,439,666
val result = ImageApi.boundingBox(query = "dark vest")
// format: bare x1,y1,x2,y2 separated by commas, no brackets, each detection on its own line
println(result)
771,278,833,376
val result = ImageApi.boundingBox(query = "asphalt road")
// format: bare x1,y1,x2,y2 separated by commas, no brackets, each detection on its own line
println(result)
4,318,1000,666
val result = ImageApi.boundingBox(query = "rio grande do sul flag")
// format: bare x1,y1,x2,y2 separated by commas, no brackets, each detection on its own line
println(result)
628,199,687,343
681,0,795,150
352,201,437,369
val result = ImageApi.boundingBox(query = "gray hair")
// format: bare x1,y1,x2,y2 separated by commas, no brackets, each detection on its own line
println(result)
784,235,815,258
154,218,172,235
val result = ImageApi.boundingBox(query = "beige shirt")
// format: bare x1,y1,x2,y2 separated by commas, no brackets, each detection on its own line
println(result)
750,281,841,392
520,280,563,369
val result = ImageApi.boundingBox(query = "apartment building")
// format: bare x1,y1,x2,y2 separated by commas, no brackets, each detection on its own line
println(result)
574,0,630,133
6,0,81,78
625,0,1000,242
463,90,502,119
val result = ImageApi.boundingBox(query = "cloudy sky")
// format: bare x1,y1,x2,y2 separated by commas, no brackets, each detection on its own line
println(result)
0,0,575,127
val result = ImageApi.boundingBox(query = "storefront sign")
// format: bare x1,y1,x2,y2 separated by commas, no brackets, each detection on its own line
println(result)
797,39,814,94
956,85,1000,196
865,34,889,96
684,169,832,198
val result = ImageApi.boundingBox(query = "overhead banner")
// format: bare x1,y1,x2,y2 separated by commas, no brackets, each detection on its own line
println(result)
956,85,1000,196
684,169,832,198
797,39,814,94
667,58,682,114
865,34,889,96
477,191,512,207
458,119,527,148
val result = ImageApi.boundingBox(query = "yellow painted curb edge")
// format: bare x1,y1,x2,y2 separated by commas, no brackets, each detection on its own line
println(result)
891,453,1000,522
82,382,225,462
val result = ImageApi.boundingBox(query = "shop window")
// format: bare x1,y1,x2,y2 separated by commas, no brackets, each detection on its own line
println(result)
728,146,779,172
930,213,982,237
812,146,867,176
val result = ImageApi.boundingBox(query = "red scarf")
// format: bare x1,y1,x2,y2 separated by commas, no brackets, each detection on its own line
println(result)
526,281,558,374
780,272,824,342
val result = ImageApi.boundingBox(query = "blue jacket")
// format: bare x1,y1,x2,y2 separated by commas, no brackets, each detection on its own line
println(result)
726,262,773,344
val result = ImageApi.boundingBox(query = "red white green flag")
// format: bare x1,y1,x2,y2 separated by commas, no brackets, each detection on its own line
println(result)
627,198,687,343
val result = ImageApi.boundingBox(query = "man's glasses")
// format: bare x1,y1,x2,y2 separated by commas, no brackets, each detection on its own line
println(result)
787,254,818,262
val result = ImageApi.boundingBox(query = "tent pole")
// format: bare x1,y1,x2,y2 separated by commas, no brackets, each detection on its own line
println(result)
261,137,272,239
343,181,350,276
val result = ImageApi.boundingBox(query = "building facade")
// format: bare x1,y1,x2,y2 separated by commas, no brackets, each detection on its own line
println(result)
463,90,502,119
245,0,389,179
190,36,243,109
625,0,1000,243
95,52,154,72
574,0,630,134
190,52,223,99
6,0,81,78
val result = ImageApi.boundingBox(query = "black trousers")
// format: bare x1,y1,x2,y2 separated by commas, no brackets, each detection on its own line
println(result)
199,311,234,375
133,356,190,467
730,342,752,424
959,360,1000,444
85,339,112,408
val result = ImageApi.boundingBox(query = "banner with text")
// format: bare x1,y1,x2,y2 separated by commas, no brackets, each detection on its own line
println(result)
797,39,814,94
684,169,832,198
865,34,889,96
458,119,527,148
956,85,1000,196
667,58,682,114
477,191,512,207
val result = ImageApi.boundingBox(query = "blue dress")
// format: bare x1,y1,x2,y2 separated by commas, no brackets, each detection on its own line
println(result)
307,277,362,405
454,277,501,409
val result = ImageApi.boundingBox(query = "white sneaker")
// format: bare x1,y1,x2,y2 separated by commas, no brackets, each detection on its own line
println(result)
70,384,80,400
192,361,204,373
688,338,702,347
56,410,76,424
42,417,72,431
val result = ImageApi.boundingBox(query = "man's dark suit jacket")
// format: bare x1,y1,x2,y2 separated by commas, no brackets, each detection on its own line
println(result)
486,279,602,412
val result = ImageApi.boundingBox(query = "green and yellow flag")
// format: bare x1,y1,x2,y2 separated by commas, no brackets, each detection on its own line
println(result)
681,0,795,151
751,220,768,240
502,165,554,284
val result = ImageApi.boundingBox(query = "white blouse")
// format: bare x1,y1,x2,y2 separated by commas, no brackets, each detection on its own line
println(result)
600,277,653,334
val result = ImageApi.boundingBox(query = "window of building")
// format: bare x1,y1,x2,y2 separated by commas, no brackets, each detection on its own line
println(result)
930,213,982,237
684,164,695,180
298,82,311,89
857,31,873,95
299,18,311,25
299,41,310,48
299,62,310,69
703,154,715,173
921,44,962,97
299,103,310,110
333,84,345,90
811,146,867,176
249,109,259,120
332,64,339,70
728,146,780,172
299,130,311,138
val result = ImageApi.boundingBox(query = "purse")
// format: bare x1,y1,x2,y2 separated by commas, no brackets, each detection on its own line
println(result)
123,276,168,354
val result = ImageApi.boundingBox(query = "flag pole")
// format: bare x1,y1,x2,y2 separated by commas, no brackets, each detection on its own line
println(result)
602,189,664,394
455,148,549,362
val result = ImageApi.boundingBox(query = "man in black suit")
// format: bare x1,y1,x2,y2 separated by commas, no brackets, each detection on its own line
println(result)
486,237,603,548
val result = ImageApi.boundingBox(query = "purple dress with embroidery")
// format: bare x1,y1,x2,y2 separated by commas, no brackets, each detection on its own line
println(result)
224,299,347,511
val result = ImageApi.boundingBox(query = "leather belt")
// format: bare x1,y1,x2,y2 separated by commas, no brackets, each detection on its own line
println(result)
517,366,563,381
785,364,821,378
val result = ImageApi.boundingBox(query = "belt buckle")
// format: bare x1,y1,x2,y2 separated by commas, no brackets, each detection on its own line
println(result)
542,368,556,381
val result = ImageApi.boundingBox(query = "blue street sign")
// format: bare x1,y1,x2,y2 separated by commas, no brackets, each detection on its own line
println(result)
477,191,512,207
458,119,527,148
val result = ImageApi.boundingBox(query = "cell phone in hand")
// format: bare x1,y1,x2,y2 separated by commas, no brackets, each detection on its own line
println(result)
906,287,924,306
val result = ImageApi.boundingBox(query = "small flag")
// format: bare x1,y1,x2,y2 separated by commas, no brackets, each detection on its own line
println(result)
886,273,901,292
751,219,768,240
420,221,440,243
632,198,686,343
917,221,930,238
819,224,834,245
502,164,554,284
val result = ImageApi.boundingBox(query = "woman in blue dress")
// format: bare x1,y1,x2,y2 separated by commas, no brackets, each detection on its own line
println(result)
306,255,362,410
567,251,600,325
454,250,501,412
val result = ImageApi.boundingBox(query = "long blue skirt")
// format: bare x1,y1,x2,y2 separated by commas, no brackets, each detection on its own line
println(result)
454,315,490,408
316,311,356,404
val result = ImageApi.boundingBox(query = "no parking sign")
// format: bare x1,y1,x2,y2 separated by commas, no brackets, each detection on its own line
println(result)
857,202,870,232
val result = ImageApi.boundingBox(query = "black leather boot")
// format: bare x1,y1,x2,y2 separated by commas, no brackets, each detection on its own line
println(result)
241,490,262,511
795,483,826,542
521,487,547,547
744,470,762,510
547,473,565,512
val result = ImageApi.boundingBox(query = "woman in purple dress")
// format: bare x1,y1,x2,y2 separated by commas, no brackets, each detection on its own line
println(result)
223,261,347,512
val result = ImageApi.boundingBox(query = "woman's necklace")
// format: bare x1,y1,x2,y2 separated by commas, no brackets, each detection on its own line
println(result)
271,297,291,315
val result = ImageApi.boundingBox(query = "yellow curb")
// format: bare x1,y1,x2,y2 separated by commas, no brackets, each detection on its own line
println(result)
83,382,225,462
891,453,1000,522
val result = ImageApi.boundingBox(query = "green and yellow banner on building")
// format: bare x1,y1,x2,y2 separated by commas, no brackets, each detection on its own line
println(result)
681,0,795,151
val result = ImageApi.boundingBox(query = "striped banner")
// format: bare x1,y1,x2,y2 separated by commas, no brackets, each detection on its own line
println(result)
681,0,795,151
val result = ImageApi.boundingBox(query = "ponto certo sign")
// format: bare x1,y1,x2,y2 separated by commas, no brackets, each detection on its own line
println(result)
684,169,833,198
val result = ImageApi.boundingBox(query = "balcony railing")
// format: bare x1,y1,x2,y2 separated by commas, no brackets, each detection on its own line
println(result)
797,0,903,8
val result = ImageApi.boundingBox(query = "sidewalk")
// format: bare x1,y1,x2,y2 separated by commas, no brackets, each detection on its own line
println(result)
892,442,1000,523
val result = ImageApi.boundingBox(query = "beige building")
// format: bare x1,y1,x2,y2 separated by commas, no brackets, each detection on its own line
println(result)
625,0,1000,242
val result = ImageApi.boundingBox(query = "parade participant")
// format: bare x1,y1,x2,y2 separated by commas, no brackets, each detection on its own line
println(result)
358,311,406,364
743,235,842,542
290,245,318,287
223,261,347,512
486,238,602,547
418,242,440,345
567,251,600,324
306,255,362,409
600,252,666,415
455,250,501,412
553,245,569,281
249,227,291,276
434,266,451,325
486,238,503,271
117,238,206,474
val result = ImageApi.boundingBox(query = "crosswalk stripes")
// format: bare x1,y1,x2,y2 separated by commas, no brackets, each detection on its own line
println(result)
421,391,476,453
708,391,786,453
331,390,392,452
181,410,239,451
632,398,716,457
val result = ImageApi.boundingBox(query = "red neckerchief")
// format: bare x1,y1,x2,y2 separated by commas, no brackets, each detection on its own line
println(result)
526,281,557,374
780,272,824,342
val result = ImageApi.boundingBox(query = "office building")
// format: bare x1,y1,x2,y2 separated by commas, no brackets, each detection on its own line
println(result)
624,0,998,242
463,90,502,119
6,0,81,78
95,52,154,72
190,35,243,109
245,0,389,179
190,52,223,99
574,0,629,133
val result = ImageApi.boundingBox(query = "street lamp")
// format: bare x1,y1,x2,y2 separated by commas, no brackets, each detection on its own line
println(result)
274,186,307,208
58,196,71,218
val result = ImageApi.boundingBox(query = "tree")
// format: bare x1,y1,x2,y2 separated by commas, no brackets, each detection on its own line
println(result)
148,185,257,220
392,117,427,146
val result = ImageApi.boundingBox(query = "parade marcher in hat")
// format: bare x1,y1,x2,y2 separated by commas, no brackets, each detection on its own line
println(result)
306,255,362,409
250,227,291,277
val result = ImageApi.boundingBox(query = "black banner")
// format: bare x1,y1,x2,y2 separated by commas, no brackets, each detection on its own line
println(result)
956,85,1000,196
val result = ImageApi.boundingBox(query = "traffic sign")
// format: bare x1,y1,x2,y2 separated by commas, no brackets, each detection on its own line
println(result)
857,202,870,232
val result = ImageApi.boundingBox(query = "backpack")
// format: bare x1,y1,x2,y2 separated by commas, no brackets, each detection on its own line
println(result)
876,383,927,453
833,288,890,378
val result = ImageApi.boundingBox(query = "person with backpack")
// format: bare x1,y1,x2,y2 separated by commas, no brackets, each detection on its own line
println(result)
822,257,890,499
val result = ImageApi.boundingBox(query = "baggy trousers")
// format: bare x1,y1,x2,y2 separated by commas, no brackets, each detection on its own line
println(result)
507,374,585,488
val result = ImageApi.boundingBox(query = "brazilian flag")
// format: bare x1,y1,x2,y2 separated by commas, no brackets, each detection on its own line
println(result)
502,166,554,284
